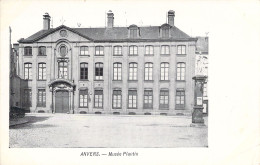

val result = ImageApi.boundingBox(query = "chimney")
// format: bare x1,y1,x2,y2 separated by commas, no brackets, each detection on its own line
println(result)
43,13,51,30
107,10,114,28
168,10,175,26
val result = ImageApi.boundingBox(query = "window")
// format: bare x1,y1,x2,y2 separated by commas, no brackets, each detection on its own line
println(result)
60,45,67,56
79,90,88,108
159,90,169,109
95,62,103,80
129,62,138,80
80,63,88,80
113,46,122,56
38,63,46,80
58,61,68,79
113,63,122,80
161,45,170,54
144,90,153,109
95,46,104,56
177,45,186,55
177,62,185,80
203,83,207,97
129,45,138,55
94,90,103,108
128,90,137,109
37,89,46,107
80,46,89,55
113,90,122,109
144,62,153,80
162,28,169,38
24,46,32,56
38,46,46,56
145,45,154,55
24,89,32,107
130,28,138,38
160,62,169,80
24,63,32,80
176,89,185,109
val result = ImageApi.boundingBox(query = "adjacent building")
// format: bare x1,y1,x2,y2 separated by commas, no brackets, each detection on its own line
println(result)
195,36,209,114
14,10,198,115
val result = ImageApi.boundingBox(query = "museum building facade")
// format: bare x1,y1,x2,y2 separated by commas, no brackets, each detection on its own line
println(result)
16,10,197,115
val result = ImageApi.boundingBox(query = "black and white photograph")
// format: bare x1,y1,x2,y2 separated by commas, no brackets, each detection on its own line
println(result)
1,0,259,165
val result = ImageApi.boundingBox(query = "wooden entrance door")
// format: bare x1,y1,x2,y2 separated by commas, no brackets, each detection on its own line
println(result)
55,91,69,113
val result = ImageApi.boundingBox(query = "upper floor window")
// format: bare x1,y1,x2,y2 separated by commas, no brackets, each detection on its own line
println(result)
24,46,32,56
95,62,103,80
160,62,169,80
60,45,67,57
58,61,68,79
113,46,122,56
177,62,185,81
113,63,122,80
38,63,46,80
161,45,170,55
145,45,154,55
38,46,46,56
177,45,186,55
129,62,138,80
144,62,153,80
24,63,32,80
95,46,104,56
80,63,88,80
129,45,138,55
80,46,89,55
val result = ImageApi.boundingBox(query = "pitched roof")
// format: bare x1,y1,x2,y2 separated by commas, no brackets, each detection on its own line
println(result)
19,25,196,43
196,37,209,54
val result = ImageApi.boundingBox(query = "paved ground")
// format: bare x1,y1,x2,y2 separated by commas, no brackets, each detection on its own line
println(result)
9,114,208,148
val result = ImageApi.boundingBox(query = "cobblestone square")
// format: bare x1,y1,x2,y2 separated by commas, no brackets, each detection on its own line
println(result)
9,114,208,148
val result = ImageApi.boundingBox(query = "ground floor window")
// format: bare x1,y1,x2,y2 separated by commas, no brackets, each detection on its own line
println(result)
144,90,153,109
24,89,32,107
159,90,169,109
79,90,88,108
94,90,103,108
37,89,46,107
176,89,185,109
128,90,137,109
113,90,122,109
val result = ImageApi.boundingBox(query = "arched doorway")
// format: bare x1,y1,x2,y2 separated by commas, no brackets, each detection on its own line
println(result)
55,90,69,113
48,79,75,114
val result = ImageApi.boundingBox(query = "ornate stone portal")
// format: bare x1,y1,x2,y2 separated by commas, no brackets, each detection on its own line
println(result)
49,79,75,114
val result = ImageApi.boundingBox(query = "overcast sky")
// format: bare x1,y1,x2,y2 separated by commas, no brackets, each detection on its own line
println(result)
2,0,212,43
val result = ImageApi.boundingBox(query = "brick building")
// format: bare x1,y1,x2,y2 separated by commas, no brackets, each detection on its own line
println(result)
15,10,198,115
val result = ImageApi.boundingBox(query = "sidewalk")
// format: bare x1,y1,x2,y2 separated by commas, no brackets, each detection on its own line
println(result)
9,117,29,126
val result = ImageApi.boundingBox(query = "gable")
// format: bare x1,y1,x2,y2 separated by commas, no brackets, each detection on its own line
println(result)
38,27,92,43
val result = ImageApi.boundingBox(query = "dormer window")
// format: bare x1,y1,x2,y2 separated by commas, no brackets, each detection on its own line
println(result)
160,23,171,38
128,25,139,38
162,28,169,38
